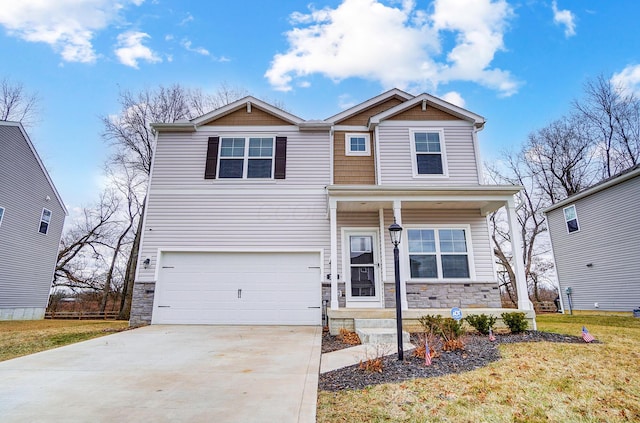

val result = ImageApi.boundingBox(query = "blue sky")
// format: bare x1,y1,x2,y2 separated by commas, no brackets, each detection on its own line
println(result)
2,0,640,213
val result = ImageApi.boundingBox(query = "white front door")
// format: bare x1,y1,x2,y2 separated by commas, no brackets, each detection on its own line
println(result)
344,231,381,307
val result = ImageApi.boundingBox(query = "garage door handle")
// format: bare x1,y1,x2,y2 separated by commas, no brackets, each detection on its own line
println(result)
158,306,170,308
308,306,321,309
238,289,242,298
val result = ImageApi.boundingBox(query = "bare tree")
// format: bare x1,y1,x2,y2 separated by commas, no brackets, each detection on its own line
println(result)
574,74,640,177
54,192,120,291
0,77,40,126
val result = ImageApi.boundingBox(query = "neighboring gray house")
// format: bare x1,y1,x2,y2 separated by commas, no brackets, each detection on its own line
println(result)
544,165,640,313
0,121,67,320
130,90,535,330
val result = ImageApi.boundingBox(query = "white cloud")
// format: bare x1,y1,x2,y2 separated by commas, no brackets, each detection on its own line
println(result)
612,64,640,96
338,94,357,109
114,31,161,69
181,39,210,56
180,13,194,26
440,91,465,108
266,0,519,96
551,1,576,38
0,0,144,64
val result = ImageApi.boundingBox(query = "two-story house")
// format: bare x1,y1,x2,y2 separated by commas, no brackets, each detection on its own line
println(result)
130,89,534,331
0,121,67,320
544,164,640,313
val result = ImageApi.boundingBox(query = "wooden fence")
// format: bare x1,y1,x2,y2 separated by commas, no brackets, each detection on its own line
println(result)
45,311,121,320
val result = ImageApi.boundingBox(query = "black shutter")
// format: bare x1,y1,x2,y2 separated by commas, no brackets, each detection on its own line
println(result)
274,136,287,179
204,136,219,179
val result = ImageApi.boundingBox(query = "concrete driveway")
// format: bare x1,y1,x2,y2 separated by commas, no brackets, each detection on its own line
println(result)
0,325,321,423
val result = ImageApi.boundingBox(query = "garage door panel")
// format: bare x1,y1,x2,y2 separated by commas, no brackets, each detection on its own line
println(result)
152,252,321,325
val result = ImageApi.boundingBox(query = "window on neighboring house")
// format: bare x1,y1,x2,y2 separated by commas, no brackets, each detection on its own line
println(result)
39,208,52,234
218,136,274,179
345,133,371,156
410,129,446,176
563,205,579,233
0,207,4,227
408,228,470,279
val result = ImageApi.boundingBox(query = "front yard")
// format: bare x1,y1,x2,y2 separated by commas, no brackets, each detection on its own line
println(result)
317,313,640,422
0,319,129,362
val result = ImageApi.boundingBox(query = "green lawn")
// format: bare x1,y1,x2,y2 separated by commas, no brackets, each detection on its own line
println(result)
317,313,640,422
0,319,129,362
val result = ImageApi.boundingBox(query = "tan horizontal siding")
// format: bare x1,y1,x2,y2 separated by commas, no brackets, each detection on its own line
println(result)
333,131,376,185
388,104,460,121
203,106,290,126
336,97,405,126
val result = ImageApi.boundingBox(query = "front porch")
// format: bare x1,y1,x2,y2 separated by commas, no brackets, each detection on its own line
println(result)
325,185,535,334
327,308,537,335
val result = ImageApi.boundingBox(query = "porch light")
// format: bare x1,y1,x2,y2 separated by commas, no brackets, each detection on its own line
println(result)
388,220,403,246
388,219,404,360
143,258,151,269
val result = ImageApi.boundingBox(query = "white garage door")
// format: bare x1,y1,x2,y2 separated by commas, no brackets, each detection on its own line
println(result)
152,251,322,325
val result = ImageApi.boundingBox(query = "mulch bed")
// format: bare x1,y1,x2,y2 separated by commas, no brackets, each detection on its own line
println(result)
319,330,594,392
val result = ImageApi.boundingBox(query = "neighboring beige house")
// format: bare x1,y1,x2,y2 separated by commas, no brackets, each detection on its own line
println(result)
544,165,640,313
130,89,534,331
0,121,67,320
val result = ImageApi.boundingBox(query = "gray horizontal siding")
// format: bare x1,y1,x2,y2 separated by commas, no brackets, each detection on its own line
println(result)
137,127,332,283
0,126,65,309
547,176,640,311
377,124,480,186
150,129,330,189
388,209,495,283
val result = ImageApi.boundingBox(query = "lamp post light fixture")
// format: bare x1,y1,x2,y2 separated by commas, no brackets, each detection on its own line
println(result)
388,219,404,360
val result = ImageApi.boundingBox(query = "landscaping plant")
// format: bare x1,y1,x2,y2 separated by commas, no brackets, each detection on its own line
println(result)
418,314,465,351
465,313,497,335
501,311,528,333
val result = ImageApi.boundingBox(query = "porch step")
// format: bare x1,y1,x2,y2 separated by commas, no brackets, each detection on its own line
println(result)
356,328,411,345
354,319,410,345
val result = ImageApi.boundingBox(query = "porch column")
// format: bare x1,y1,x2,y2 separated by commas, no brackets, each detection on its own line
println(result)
393,200,408,310
330,201,339,310
505,198,533,310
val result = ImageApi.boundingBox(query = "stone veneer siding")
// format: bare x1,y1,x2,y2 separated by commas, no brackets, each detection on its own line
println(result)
384,282,501,309
130,282,155,326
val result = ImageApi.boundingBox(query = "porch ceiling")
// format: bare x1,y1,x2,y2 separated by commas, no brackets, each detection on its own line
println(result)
328,184,522,215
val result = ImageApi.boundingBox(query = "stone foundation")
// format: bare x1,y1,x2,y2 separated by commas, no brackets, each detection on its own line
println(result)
129,281,155,326
384,282,501,309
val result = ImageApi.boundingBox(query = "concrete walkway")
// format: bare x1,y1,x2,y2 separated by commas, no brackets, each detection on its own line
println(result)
0,325,321,423
320,343,415,373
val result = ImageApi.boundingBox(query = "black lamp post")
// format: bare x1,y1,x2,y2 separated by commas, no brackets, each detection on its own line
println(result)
388,219,404,360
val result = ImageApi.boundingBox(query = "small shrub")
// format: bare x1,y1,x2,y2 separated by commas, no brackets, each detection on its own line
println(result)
338,327,361,345
465,314,497,335
501,312,528,333
417,315,465,351
440,318,465,340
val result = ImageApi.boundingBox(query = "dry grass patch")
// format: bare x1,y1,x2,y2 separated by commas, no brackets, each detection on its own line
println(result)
317,313,640,422
0,319,129,362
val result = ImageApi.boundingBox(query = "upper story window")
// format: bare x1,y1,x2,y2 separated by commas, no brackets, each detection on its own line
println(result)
410,129,447,177
563,205,579,233
219,137,274,179
345,133,371,156
407,228,471,279
0,207,4,227
39,208,52,234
